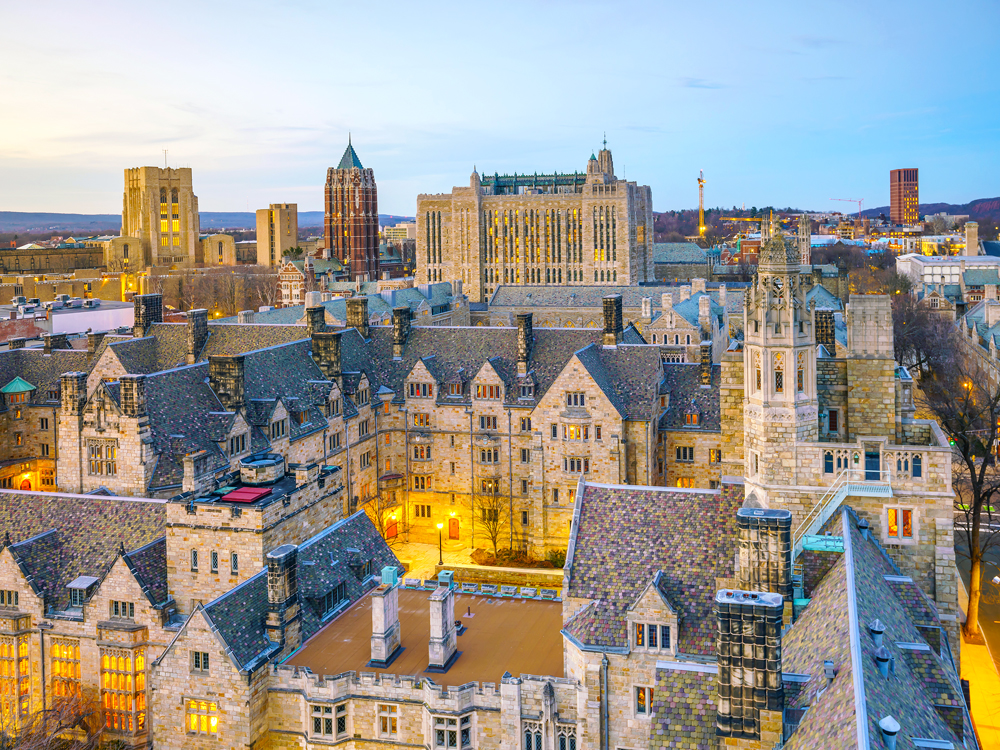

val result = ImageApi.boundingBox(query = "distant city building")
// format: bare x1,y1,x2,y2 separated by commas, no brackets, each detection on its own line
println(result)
324,138,379,281
256,203,299,266
416,145,654,303
121,166,200,267
890,167,919,225
383,221,416,242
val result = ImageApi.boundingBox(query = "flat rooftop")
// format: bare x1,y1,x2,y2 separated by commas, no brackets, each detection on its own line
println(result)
286,588,564,687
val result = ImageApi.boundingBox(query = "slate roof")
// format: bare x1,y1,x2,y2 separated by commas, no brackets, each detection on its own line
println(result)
672,292,725,329
782,509,971,749
963,268,1000,286
658,364,721,431
650,666,717,749
0,347,91,403
652,242,707,265
123,537,170,608
0,492,166,611
337,140,364,170
805,283,843,310
201,510,399,672
563,483,741,655
490,285,731,310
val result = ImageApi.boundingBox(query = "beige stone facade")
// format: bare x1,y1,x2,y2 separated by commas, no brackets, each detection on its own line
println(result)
256,203,299,267
121,167,201,268
416,148,654,302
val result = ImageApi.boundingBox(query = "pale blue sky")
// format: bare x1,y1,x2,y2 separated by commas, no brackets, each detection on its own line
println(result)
2,0,998,216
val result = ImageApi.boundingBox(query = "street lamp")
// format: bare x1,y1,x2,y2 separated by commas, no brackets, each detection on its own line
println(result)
436,522,444,565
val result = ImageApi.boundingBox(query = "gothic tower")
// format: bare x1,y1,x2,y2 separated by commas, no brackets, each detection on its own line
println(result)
742,219,818,504
324,137,379,281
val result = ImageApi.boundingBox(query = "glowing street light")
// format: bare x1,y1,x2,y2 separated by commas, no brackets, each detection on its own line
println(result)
436,522,444,565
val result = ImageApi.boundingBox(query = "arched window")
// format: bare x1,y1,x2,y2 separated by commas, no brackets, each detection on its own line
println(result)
171,188,178,205
773,353,784,393
824,451,834,474
686,334,691,345
159,188,166,204
674,335,679,345
754,351,762,392
797,352,805,393
652,334,657,343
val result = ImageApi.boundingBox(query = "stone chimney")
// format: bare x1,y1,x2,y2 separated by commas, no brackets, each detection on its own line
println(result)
87,330,106,357
718,284,727,306
602,294,623,346
182,450,209,494
661,292,674,311
516,313,533,375
679,285,692,302
346,296,369,339
700,344,712,386
120,374,146,418
965,221,979,256
208,355,245,411
692,278,707,294
43,333,69,354
237,310,255,324
815,310,836,353
698,295,711,337
984,300,1000,329
265,544,301,654
304,290,322,309
736,508,792,600
392,307,410,360
60,372,88,415
133,293,162,337
305,305,326,337
427,583,458,672
369,567,402,668
715,589,784,741
186,309,209,364
7,338,25,350
641,297,652,319
311,331,343,380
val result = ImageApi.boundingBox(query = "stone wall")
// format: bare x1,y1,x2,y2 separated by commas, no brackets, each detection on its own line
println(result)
800,549,842,597
432,563,563,588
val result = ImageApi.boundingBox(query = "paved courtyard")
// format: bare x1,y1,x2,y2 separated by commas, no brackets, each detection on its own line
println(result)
391,540,476,580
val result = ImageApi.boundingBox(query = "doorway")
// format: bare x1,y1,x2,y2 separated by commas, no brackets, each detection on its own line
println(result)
448,517,460,540
864,451,881,481
19,479,30,490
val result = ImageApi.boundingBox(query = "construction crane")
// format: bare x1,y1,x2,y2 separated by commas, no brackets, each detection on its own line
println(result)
697,170,706,238
831,198,864,217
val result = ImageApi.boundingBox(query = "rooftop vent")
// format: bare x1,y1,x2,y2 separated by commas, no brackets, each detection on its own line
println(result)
858,517,870,540
869,618,885,648
874,646,892,678
823,660,836,686
878,715,900,750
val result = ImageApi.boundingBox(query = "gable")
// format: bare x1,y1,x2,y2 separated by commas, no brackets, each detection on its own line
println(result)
629,572,680,619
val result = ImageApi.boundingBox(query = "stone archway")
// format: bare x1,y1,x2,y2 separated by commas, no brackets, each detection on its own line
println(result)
19,479,31,490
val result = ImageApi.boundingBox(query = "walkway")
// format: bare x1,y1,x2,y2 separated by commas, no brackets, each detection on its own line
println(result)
391,540,476,580
962,632,1000,749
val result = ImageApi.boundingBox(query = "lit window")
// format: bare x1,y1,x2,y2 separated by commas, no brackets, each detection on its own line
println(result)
186,700,218,736
887,507,914,540
635,686,654,715
378,704,398,738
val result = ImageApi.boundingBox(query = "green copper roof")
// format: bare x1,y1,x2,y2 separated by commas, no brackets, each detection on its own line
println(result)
1,376,36,394
337,138,364,170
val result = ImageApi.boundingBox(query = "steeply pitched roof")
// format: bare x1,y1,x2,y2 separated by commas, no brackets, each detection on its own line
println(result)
0,491,166,611
650,664,718,749
652,242,707,265
658,364,721,431
564,483,741,655
0,348,92,402
337,139,364,170
1,376,35,394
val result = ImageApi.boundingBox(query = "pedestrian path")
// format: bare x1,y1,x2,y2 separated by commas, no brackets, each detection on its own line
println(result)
391,541,475,580
961,633,1000,749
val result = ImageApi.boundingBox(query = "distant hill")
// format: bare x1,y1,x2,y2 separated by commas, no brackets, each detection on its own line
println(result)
0,211,414,233
860,197,1000,221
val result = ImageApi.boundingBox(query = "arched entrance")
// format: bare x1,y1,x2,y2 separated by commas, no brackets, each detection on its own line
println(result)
19,479,31,490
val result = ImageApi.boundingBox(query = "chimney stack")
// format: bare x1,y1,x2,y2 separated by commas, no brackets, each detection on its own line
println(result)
369,566,403,668
120,374,147,417
392,307,410,359
661,292,674,311
7,337,26,350
700,344,712,386
60,371,88,415
692,278,707,294
718,284,727,306
133,293,162,337
346,296,369,339
87,330,106,357
311,330,343,380
736,508,792,600
516,313,533,375
43,333,69,354
265,544,301,654
186,309,209,364
715,589,784,741
965,221,979,256
305,305,326,337
305,290,322,309
208,355,246,411
679,285,691,302
641,297,652,320
698,294,711,337
602,294,623,346
426,583,458,672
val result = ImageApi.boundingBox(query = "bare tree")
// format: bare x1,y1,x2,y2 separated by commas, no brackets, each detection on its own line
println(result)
891,291,954,374
468,480,511,560
244,266,281,309
918,351,1000,640
0,688,110,749
362,487,402,548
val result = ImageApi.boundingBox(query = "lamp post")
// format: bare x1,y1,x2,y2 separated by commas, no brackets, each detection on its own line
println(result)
436,522,444,565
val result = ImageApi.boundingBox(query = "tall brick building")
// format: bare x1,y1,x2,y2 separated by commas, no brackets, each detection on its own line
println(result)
890,167,919,225
416,146,654,302
325,138,379,281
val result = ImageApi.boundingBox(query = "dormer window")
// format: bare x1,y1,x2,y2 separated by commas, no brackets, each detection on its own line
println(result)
476,384,501,399
633,622,672,651
408,383,433,398
328,398,342,417
685,412,699,426
67,576,99,609
448,383,463,397
519,384,534,399
358,388,370,405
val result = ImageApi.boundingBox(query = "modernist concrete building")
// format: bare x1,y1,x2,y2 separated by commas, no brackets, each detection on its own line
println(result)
416,146,654,302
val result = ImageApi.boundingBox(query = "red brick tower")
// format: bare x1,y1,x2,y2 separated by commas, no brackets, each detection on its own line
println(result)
324,137,379,281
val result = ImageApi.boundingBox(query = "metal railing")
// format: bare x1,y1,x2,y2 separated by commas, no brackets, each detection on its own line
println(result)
793,468,893,559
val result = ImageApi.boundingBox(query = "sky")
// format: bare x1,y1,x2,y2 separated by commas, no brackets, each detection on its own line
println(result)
2,0,998,217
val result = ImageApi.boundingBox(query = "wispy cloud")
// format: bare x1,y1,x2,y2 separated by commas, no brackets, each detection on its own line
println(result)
678,77,724,89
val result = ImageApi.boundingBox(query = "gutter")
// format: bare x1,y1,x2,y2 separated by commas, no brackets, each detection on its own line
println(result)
841,510,871,749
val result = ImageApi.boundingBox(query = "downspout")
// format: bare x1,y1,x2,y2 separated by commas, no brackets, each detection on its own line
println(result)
39,622,51,713
508,408,513,549
600,653,610,750
345,414,352,512
402,406,410,539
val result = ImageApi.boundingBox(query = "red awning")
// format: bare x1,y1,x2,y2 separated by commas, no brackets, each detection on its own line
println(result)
221,487,272,503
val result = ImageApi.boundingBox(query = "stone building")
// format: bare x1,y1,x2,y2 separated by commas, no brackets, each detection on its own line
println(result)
121,167,201,268
325,138,379,282
256,203,299,267
416,146,654,302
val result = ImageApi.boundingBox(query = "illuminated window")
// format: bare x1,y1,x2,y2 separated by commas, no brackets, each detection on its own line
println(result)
186,699,218,736
51,639,81,697
87,440,117,476
796,352,805,393
676,477,695,488
635,686,654,715
102,647,145,733
413,413,430,427
754,351,762,392
773,352,784,393
378,704,398,738
0,635,31,715
887,507,914,540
